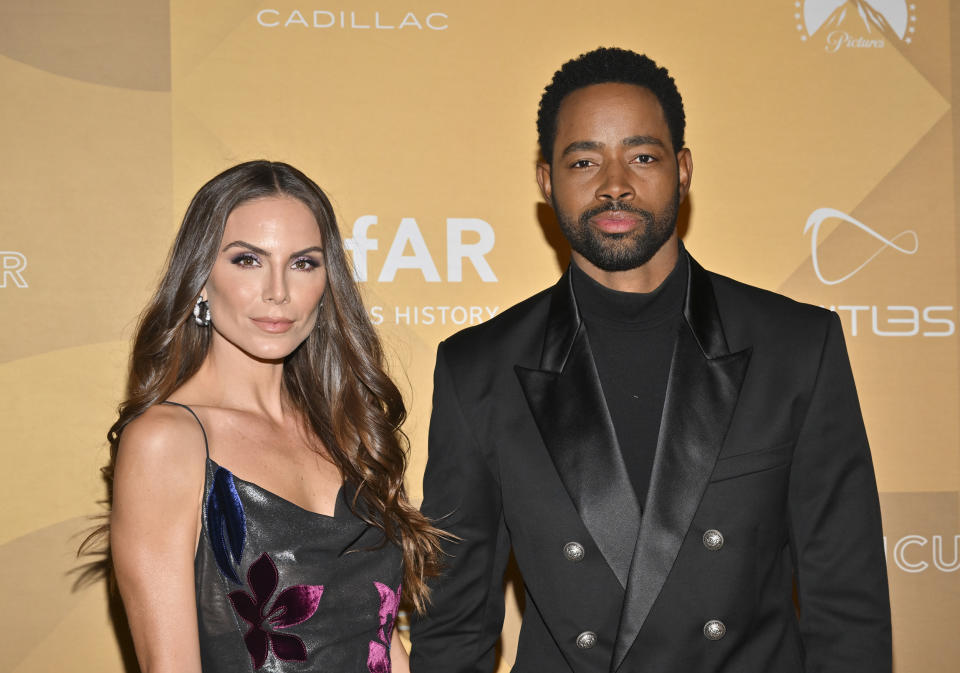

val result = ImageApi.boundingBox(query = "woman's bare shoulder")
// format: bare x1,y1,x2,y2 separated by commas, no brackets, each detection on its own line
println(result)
115,404,208,483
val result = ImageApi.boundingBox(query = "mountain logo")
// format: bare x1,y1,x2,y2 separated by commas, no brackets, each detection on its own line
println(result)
804,208,918,285
794,1,918,51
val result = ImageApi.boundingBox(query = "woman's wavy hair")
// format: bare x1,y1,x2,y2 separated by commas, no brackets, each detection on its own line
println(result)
81,160,446,611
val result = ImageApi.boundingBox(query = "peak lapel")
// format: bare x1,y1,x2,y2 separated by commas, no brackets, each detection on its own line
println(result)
612,256,752,671
515,271,641,589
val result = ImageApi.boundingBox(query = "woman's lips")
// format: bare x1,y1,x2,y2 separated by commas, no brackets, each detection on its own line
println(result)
251,317,295,333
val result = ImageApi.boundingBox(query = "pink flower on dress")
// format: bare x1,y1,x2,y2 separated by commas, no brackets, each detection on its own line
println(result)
367,581,402,673
228,552,324,670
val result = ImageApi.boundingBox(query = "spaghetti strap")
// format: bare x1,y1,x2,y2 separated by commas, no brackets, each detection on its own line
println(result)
161,401,210,459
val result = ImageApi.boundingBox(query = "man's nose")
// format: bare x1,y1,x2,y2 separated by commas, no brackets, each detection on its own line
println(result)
596,162,635,201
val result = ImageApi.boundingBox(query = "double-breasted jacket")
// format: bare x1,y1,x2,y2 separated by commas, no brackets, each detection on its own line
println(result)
410,252,891,673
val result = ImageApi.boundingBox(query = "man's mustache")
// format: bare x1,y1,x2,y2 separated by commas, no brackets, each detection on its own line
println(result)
578,201,654,227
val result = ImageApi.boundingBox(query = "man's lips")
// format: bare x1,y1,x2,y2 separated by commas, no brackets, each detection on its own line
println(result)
251,317,295,333
590,211,642,234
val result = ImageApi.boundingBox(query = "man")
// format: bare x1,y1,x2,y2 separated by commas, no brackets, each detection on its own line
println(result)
410,48,890,673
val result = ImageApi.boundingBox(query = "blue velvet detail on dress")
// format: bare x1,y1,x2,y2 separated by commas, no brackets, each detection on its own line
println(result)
195,457,404,672
206,467,247,584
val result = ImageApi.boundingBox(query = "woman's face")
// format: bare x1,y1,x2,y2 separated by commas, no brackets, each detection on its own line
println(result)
203,195,327,362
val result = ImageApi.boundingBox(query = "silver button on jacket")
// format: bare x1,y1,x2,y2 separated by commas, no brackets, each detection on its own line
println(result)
703,619,726,641
563,541,585,562
576,631,597,649
702,529,724,551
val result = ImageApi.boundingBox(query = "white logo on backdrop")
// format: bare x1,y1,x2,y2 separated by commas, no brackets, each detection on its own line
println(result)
257,9,448,30
794,0,918,51
0,251,28,288
345,216,497,283
885,535,960,573
804,207,918,285
345,216,500,327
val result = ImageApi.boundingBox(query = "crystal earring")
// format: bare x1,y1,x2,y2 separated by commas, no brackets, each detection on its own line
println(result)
193,296,211,327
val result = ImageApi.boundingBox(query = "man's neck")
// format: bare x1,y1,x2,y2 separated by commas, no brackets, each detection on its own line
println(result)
571,234,680,293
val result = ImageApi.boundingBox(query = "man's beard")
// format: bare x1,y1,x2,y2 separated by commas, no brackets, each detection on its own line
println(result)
554,189,679,272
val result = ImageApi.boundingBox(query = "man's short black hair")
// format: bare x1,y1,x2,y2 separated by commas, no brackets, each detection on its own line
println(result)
537,47,686,163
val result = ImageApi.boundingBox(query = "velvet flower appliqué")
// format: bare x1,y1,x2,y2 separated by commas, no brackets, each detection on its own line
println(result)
367,581,402,673
229,552,324,670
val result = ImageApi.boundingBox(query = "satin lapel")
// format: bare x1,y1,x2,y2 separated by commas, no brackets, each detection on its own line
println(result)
611,256,752,671
515,271,641,589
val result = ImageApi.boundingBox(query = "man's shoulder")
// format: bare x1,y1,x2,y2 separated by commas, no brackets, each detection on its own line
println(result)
440,283,555,361
707,268,835,344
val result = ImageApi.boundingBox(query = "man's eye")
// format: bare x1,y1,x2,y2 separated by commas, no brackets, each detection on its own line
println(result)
634,154,655,164
570,159,594,169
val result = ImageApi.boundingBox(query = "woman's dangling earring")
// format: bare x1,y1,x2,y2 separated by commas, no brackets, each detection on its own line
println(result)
193,296,211,327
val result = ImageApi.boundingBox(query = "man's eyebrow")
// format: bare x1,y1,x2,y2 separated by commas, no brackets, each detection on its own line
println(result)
559,140,604,157
622,135,665,148
559,136,666,158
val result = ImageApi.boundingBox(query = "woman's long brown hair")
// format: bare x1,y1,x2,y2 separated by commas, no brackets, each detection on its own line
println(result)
80,160,447,611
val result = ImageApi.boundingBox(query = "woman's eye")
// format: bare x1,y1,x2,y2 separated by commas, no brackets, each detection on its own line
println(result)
292,257,320,271
231,253,260,267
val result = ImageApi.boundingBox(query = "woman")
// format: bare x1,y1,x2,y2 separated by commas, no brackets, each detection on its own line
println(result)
88,161,445,672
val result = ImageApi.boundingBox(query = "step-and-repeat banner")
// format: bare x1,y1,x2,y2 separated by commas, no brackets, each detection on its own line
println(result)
1,1,957,671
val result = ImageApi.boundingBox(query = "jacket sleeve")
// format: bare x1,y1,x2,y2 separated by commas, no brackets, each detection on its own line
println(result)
787,311,892,672
410,341,511,673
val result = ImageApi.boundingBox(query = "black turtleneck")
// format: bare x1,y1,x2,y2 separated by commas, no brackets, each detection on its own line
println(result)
570,253,687,510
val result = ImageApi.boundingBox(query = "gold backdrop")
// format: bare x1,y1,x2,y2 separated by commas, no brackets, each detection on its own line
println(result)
0,1,957,671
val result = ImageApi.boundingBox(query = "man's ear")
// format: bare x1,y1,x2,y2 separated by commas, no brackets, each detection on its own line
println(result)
676,148,693,203
536,161,553,203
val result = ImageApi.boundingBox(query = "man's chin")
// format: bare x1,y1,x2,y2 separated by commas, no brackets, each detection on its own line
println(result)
576,236,674,272
577,251,648,273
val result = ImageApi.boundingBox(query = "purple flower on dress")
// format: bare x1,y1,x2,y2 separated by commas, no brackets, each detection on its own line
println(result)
228,552,324,670
367,581,402,673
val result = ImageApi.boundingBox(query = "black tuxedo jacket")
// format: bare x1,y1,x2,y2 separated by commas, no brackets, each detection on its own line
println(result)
410,253,891,673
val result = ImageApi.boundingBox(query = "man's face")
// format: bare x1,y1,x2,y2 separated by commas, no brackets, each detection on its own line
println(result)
537,82,692,273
